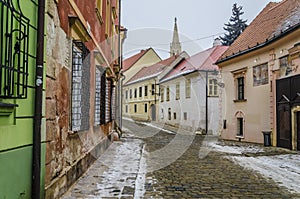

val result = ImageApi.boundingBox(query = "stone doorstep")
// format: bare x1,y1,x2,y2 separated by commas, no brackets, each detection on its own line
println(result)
45,137,112,199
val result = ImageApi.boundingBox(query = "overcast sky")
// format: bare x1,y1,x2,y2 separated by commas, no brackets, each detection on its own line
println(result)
121,0,277,59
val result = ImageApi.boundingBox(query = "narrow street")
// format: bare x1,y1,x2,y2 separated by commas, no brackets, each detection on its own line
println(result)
62,119,300,199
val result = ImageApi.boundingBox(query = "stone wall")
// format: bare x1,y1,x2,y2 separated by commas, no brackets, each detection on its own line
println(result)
45,1,112,198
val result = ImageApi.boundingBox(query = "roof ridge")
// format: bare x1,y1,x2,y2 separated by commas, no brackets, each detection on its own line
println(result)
267,0,287,12
196,46,218,69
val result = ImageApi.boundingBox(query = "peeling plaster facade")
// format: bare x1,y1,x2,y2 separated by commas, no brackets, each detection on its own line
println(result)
45,0,123,198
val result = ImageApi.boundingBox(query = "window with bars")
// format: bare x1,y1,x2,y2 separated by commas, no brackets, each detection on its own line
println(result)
105,78,112,123
100,69,106,124
95,66,105,126
0,0,30,99
94,66,101,125
71,41,90,131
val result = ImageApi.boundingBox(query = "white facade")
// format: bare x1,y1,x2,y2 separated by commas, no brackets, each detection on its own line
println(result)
158,71,221,135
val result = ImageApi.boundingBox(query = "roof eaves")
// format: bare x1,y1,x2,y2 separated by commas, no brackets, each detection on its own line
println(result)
216,22,300,65
159,69,197,84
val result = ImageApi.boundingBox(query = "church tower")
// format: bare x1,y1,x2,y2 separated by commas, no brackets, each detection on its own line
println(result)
170,17,182,56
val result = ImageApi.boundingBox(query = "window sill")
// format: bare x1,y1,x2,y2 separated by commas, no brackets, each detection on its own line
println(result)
0,102,18,116
233,99,247,103
208,95,219,98
236,135,244,141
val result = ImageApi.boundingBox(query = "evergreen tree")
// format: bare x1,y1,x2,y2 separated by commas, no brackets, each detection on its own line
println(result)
220,3,248,46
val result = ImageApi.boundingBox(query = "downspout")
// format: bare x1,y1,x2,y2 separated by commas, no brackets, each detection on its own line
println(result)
32,0,45,198
117,0,122,130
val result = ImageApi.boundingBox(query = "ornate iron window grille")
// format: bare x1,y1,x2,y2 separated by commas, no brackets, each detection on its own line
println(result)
71,41,90,131
0,0,30,99
94,66,101,126
100,70,106,125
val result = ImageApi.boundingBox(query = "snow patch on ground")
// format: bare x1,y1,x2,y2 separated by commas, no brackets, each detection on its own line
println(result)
208,142,300,194
208,142,264,154
228,154,300,194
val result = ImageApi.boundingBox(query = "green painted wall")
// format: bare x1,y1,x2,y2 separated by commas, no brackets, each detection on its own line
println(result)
0,0,45,198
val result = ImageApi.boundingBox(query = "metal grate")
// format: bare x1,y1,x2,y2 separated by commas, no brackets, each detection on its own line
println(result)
0,0,30,98
94,66,101,126
71,41,90,131
95,66,106,126
100,69,106,125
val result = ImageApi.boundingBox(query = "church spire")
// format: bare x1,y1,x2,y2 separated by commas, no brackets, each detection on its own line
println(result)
170,17,181,56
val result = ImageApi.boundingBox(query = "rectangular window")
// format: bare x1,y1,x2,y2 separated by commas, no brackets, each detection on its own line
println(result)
71,41,90,131
237,117,244,136
139,87,142,97
144,86,148,96
176,82,180,100
173,112,177,120
184,112,187,120
208,78,218,96
145,104,148,113
105,0,111,38
237,77,244,100
105,79,112,123
100,69,106,124
130,89,132,99
134,104,137,113
96,0,104,24
125,105,128,113
125,90,128,99
152,84,155,95
168,108,171,120
94,66,101,126
185,79,191,98
0,2,30,99
160,87,164,102
134,88,137,98
166,86,170,101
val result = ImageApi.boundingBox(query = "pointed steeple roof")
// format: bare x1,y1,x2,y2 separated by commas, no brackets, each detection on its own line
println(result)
170,17,182,56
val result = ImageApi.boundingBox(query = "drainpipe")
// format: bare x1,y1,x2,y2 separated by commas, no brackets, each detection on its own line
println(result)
32,0,45,198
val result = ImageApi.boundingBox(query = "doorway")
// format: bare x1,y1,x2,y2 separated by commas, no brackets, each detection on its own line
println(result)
151,104,156,121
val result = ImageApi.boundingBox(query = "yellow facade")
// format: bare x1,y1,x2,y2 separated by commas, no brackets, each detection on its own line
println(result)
123,79,159,121
123,49,161,84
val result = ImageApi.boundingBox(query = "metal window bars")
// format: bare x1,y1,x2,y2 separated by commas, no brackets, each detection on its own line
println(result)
71,41,89,131
0,0,30,99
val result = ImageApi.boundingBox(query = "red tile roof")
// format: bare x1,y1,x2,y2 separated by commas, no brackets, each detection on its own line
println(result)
161,46,228,82
125,55,178,85
218,0,300,62
122,48,152,71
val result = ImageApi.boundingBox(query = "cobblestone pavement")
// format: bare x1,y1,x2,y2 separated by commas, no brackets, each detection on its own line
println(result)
61,119,300,199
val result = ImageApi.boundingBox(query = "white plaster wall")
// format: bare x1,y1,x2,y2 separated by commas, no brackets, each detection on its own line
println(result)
159,72,221,135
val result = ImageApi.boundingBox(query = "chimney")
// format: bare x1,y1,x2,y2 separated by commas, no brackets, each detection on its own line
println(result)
213,38,222,47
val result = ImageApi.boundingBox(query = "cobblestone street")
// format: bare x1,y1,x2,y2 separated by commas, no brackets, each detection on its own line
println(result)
62,119,300,198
